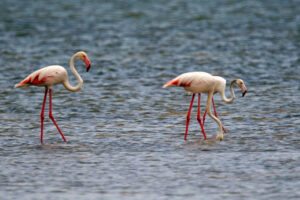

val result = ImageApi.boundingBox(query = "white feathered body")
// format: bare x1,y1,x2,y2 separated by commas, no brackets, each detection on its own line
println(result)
163,72,226,94
15,65,68,88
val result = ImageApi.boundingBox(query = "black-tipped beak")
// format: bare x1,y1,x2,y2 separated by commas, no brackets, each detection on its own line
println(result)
86,65,91,72
242,90,247,97
84,56,91,72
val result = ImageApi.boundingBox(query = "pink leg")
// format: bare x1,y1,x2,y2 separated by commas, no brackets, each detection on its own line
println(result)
203,109,207,126
185,94,195,140
202,98,226,132
212,97,226,133
48,89,67,142
196,93,207,139
40,87,48,144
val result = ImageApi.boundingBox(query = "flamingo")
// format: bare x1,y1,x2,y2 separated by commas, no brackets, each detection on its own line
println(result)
14,51,91,144
162,72,247,141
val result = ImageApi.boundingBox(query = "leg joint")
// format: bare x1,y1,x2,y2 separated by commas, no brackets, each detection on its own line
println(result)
186,115,190,121
49,112,54,120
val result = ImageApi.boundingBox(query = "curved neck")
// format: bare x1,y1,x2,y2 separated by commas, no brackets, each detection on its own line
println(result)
219,80,236,104
63,53,83,92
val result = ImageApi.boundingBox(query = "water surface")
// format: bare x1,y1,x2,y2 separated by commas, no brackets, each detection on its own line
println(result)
0,0,300,199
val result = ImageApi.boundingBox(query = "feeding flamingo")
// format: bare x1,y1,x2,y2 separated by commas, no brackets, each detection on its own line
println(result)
15,51,91,144
163,72,247,141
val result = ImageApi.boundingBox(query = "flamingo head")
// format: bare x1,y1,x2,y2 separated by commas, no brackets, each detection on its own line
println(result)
235,79,247,97
77,51,91,72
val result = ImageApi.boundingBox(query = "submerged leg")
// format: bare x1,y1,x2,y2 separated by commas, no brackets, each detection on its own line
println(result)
40,87,48,144
212,97,226,133
185,94,195,140
196,93,207,139
48,88,67,142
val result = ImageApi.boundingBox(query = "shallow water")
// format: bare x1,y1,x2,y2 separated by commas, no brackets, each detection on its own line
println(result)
0,0,300,199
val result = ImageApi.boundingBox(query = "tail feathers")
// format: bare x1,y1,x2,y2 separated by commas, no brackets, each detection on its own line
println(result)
14,76,31,88
14,82,29,88
14,83,20,88
162,78,179,88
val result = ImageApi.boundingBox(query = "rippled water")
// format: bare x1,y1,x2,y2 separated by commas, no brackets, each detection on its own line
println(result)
1,0,300,199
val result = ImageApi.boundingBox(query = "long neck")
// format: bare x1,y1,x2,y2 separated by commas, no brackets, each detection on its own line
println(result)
62,54,83,92
219,80,235,104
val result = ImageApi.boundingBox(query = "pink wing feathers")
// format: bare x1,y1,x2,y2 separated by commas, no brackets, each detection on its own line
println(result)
15,72,53,88
162,73,194,88
14,65,66,88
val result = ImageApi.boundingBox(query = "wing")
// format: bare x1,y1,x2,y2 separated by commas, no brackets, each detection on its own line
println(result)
14,65,67,88
163,72,212,88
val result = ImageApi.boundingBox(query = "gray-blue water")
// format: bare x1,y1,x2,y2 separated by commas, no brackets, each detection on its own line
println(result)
1,0,300,199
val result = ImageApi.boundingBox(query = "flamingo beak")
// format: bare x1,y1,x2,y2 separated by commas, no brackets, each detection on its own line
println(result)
84,57,91,72
242,90,247,97
242,86,247,97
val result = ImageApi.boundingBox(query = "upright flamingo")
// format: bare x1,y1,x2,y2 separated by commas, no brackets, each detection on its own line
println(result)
163,72,247,141
15,51,91,144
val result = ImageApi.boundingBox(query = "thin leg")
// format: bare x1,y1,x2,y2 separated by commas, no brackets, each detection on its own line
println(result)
185,94,195,140
197,93,207,139
212,97,226,133
206,92,223,140
203,110,207,126
48,89,67,142
40,87,48,144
